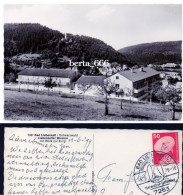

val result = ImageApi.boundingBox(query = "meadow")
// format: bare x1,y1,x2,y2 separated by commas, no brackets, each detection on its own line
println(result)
4,89,182,121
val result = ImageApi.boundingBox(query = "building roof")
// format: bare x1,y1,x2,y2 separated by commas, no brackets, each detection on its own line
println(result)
117,67,159,82
76,75,105,85
18,68,76,78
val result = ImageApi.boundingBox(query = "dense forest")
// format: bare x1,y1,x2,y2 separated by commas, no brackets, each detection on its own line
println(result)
4,23,128,64
118,41,182,65
4,23,63,56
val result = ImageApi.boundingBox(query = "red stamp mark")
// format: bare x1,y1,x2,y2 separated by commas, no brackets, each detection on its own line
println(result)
152,132,179,165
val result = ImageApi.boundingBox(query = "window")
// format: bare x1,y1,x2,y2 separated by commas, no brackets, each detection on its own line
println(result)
116,76,119,79
116,84,119,89
116,92,119,97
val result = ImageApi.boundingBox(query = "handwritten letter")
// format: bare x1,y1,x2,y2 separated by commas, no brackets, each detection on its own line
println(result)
4,129,93,195
4,128,182,195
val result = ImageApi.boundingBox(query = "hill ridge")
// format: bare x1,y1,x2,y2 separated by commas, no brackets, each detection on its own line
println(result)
118,40,182,65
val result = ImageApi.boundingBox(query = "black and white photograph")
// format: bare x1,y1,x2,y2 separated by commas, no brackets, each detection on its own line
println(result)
4,4,182,121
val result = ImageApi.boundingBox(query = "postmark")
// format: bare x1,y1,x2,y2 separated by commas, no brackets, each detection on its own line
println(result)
134,152,179,195
152,132,179,165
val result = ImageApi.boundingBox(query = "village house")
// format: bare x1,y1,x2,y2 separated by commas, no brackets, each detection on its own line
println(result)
164,72,182,80
75,75,105,96
160,72,166,78
161,63,180,68
162,79,169,88
17,68,81,93
109,67,160,101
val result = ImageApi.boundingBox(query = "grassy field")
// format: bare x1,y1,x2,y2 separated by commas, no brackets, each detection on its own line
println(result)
4,89,182,121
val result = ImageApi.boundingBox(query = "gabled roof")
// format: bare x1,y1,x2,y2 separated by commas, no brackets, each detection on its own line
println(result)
76,75,105,85
18,68,76,78
117,67,159,82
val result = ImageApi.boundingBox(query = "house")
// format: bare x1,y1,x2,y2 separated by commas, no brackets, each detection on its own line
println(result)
160,72,166,78
175,82,182,90
161,63,179,68
109,67,160,101
75,75,105,96
17,68,81,93
162,79,169,88
165,72,182,80
172,73,182,81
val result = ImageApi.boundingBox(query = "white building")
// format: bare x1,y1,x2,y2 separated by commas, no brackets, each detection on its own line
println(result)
161,63,179,68
17,68,81,93
109,67,160,101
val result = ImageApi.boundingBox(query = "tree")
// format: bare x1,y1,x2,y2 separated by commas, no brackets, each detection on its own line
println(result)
18,81,22,92
77,83,92,100
57,81,62,95
97,66,117,115
4,59,17,82
5,72,16,83
126,88,134,103
34,79,41,104
26,78,30,91
116,88,124,109
44,78,57,95
97,78,116,115
168,77,179,85
51,57,58,64
146,78,162,103
155,86,181,120
155,88,167,104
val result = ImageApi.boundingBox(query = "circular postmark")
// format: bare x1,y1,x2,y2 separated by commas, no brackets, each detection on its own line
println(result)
134,152,179,195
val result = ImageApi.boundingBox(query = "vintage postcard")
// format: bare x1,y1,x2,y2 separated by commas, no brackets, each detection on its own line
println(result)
4,128,182,194
3,4,182,121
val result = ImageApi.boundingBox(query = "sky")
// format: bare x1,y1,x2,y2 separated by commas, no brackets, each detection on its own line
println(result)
4,4,182,50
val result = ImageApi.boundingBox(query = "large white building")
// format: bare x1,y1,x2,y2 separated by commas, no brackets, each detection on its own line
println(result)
109,67,160,101
17,68,81,92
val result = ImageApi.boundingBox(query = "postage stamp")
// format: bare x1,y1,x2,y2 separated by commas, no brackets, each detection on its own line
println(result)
152,132,179,165
134,151,179,195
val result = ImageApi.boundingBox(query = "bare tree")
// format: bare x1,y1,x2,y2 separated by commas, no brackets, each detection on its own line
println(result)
97,78,116,115
26,78,29,91
35,79,40,104
116,88,125,109
97,66,117,115
18,81,22,92
57,80,62,95
33,80,37,93
126,88,134,103
77,83,92,100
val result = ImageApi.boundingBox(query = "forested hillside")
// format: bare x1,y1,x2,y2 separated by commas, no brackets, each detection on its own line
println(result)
4,23,63,56
4,23,128,64
118,41,182,65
